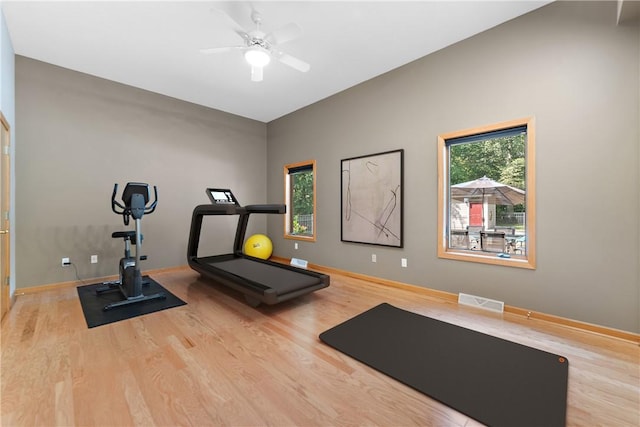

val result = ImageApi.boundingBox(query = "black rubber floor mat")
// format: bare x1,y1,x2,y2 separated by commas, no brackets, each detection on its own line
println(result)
77,276,186,328
320,303,568,427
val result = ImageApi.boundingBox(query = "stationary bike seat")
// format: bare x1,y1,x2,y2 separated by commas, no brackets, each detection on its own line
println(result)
112,231,136,240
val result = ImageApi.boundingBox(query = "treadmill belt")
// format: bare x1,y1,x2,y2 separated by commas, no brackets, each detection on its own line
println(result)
208,258,320,295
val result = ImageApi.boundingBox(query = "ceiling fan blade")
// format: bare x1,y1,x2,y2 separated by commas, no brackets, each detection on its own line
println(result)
200,46,245,55
215,9,250,42
265,22,302,45
273,51,310,73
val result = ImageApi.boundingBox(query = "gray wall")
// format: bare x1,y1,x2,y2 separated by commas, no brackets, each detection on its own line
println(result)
266,2,640,333
16,57,267,288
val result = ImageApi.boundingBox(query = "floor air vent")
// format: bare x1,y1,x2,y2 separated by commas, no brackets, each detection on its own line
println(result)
458,293,504,313
290,258,308,269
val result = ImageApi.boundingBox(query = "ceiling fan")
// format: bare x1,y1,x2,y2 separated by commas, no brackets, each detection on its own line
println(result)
201,10,310,82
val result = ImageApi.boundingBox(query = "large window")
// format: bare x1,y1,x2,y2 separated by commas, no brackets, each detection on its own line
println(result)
284,160,316,241
438,118,536,269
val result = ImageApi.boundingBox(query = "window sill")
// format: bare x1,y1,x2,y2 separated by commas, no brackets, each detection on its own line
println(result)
284,234,316,242
438,249,535,269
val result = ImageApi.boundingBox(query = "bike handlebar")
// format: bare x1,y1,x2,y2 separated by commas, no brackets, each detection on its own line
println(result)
111,183,158,226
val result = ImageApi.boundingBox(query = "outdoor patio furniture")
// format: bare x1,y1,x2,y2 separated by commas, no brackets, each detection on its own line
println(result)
467,225,483,249
505,235,526,254
450,229,469,249
495,226,515,236
513,236,526,254
481,231,506,253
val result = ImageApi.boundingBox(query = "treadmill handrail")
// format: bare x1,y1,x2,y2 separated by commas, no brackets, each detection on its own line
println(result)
245,204,286,214
187,203,287,260
189,203,285,216
192,203,242,216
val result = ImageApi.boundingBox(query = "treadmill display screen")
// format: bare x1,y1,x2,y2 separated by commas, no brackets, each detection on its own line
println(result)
207,188,239,205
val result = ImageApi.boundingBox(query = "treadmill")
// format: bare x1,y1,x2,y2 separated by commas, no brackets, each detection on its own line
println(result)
187,188,330,307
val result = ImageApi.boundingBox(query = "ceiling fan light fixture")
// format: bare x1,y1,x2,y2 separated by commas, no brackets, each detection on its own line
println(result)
201,10,309,82
250,66,264,82
244,47,271,68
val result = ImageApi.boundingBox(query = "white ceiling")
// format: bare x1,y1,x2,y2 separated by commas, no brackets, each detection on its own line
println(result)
2,1,552,123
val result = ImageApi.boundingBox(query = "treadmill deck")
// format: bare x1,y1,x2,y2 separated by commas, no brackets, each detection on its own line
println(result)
202,257,322,295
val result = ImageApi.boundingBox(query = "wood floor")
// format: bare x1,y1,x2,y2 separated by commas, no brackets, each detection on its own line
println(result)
1,267,638,426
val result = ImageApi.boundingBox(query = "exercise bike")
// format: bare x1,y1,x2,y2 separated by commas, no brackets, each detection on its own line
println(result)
96,182,165,311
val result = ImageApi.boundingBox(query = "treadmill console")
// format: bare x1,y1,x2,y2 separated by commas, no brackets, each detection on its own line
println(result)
206,188,240,206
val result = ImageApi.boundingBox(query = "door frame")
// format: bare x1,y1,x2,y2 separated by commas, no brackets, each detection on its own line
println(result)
1,111,11,322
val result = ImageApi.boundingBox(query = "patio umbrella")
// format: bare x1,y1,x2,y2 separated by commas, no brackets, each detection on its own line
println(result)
450,176,525,205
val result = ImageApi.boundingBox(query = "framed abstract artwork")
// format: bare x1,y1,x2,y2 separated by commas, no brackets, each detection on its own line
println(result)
341,149,404,247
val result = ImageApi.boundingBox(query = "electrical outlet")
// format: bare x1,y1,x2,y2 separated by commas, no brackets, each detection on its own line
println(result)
91,255,98,264
371,254,377,263
401,258,407,268
61,257,70,267
294,242,299,250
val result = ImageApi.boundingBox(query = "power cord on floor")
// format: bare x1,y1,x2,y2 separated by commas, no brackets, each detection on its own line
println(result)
68,262,86,285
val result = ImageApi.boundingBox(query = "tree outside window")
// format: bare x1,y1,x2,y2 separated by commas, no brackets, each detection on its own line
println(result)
284,160,316,241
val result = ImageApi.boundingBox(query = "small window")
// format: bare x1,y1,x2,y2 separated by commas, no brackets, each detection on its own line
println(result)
438,118,536,269
284,160,316,241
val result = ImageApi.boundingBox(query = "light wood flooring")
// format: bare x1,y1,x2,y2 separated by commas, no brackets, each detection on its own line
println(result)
1,267,639,426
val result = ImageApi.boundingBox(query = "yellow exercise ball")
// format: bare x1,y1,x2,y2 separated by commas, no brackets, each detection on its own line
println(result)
244,234,273,260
